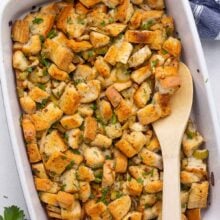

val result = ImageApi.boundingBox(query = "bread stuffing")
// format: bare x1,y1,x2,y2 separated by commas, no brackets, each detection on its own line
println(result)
12,0,209,219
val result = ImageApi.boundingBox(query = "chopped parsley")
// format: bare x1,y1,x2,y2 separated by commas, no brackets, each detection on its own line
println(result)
74,78,85,85
26,67,33,73
94,177,102,183
0,206,25,220
39,35,45,43
64,133,69,142
67,17,73,24
90,103,97,111
141,19,155,30
47,29,58,39
150,59,159,70
100,21,106,27
39,55,51,68
60,184,66,191
66,160,75,170
32,17,44,24
111,114,117,124
36,99,47,109
186,130,196,139
77,16,85,25
161,48,168,55
137,177,144,184
70,149,81,155
37,83,46,91
98,187,109,204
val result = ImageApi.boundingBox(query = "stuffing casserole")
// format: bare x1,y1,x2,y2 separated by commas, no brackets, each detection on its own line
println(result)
11,0,209,219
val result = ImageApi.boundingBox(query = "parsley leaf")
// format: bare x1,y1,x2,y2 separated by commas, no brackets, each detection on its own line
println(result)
32,17,43,24
47,29,57,39
141,19,155,30
0,206,25,220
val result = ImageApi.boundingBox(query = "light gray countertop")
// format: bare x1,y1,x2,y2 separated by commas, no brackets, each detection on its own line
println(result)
0,38,219,219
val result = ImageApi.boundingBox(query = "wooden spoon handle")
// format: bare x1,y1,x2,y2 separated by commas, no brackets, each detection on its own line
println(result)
162,156,181,220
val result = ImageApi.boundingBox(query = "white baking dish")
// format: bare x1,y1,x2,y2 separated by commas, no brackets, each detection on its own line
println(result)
0,0,220,219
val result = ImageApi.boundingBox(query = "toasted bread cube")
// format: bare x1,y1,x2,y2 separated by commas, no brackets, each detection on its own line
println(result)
134,82,151,108
116,42,133,64
60,114,83,130
140,194,157,207
186,209,201,220
142,10,163,22
78,104,94,117
77,80,101,103
27,143,41,163
144,180,163,193
22,116,36,143
105,23,127,37
79,181,91,202
20,96,36,114
74,64,96,81
146,0,165,9
79,0,101,8
113,81,132,92
90,31,110,48
146,135,160,152
57,191,74,209
163,37,181,57
105,123,123,139
188,182,209,209
43,39,73,72
66,129,82,149
43,130,67,156
95,56,111,78
115,100,132,122
106,86,123,108
34,178,59,193
125,30,156,44
75,2,89,14
65,150,83,165
150,30,166,50
129,45,151,68
40,192,58,206
113,149,127,173
47,211,62,219
140,148,162,169
60,169,79,193
59,85,81,115
102,160,115,187
108,196,131,219
84,147,105,168
127,178,143,196
124,212,142,220
61,200,82,219
85,200,107,218
131,65,152,84
181,171,201,184
129,10,143,29
185,157,207,176
40,2,59,15
137,104,161,125
32,163,48,179
115,138,136,158
48,64,69,81
99,100,113,121
104,44,119,66
22,35,41,55
125,131,147,152
57,6,86,39
45,152,72,175
77,165,95,182
29,13,55,37
29,87,50,103
115,0,134,24
84,116,97,142
13,51,29,71
12,20,29,43
31,103,63,131
91,134,112,148
67,40,92,52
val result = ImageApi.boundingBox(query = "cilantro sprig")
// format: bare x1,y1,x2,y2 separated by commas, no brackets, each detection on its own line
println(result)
0,206,25,220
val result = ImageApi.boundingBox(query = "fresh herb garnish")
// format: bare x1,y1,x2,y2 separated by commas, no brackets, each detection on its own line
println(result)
66,160,75,170
90,103,97,111
0,206,25,220
36,99,47,109
60,184,66,191
141,19,155,30
186,130,196,139
26,67,33,73
37,84,46,91
32,17,43,24
47,29,57,39
39,55,51,67
100,21,106,27
137,177,144,184
98,187,109,204
161,49,168,55
67,17,73,24
70,149,81,155
39,35,45,43
111,114,117,124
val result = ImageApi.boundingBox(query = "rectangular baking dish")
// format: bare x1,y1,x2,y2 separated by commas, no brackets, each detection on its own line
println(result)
0,0,220,219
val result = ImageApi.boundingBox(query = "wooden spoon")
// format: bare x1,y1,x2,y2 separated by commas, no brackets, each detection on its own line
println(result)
152,62,193,220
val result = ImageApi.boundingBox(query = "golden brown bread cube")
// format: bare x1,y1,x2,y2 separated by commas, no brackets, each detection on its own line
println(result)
60,200,82,219
29,13,55,37
114,149,128,173
125,30,156,44
12,20,29,43
129,10,143,29
60,114,83,130
22,116,36,143
20,96,36,114
34,177,59,193
40,192,59,206
42,130,67,156
79,0,101,8
186,209,201,220
85,200,107,218
115,100,133,122
131,65,152,84
45,152,72,175
29,87,50,103
48,64,69,81
137,104,161,125
83,116,97,142
91,134,112,148
31,102,63,131
163,37,181,57
146,0,165,9
32,163,48,179
105,23,127,37
95,56,111,78
27,143,41,163
144,180,163,193
115,138,137,158
99,100,113,121
12,51,29,71
84,147,105,168
123,212,142,220
67,40,92,52
104,44,119,66
57,191,74,209
134,82,151,108
127,178,143,196
108,195,131,220
106,86,123,108
79,181,91,202
75,2,90,14
90,31,110,48
102,160,115,187
22,35,41,55
43,39,73,72
77,165,95,182
59,85,81,115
